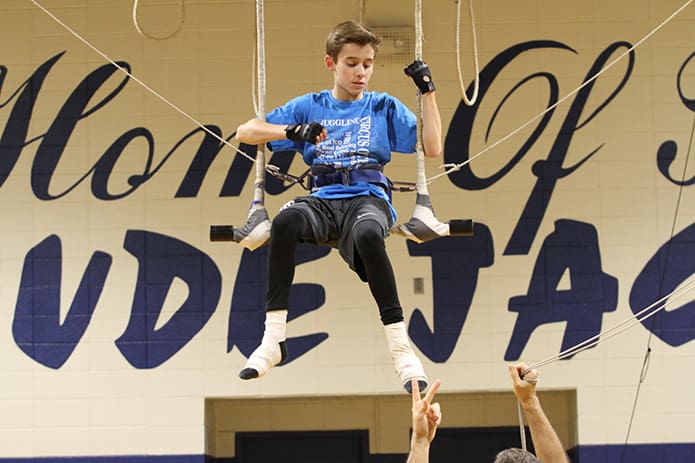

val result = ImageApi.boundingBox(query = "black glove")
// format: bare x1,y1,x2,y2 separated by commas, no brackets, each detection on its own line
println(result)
285,122,324,143
404,60,436,94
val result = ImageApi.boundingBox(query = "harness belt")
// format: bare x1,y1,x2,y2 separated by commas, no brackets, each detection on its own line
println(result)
310,163,391,195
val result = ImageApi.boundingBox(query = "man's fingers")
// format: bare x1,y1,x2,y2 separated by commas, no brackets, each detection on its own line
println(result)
429,403,442,425
411,378,421,404
508,363,519,377
512,362,537,382
509,363,525,385
424,379,441,403
523,368,539,383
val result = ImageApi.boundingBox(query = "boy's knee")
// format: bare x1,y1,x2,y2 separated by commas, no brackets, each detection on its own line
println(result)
353,220,385,251
271,209,305,241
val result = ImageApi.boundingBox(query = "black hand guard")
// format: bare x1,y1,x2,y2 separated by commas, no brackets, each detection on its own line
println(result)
404,60,436,94
285,122,324,143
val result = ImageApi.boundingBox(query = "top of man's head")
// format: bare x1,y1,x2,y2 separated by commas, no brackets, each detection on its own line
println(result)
326,20,381,60
494,448,541,463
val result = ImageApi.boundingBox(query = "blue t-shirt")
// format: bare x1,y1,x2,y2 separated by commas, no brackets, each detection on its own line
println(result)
266,90,417,220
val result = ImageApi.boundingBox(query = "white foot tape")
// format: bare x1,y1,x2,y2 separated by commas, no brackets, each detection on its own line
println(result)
239,340,287,380
384,321,429,392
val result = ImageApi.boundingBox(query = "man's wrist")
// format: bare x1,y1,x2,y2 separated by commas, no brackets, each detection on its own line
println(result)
519,395,542,413
411,435,431,448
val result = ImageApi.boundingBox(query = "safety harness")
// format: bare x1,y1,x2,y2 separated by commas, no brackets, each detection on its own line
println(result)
266,162,416,197
311,163,389,190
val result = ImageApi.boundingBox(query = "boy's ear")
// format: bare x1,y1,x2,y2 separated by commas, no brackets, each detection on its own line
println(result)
325,54,336,70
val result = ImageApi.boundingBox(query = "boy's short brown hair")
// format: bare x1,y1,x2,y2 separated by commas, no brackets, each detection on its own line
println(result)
325,20,381,60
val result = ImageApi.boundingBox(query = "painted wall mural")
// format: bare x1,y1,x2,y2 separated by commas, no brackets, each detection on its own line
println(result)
4,42,694,370
1,1,694,460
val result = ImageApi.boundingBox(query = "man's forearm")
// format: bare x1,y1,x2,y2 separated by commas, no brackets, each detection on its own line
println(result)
406,436,430,463
521,396,569,463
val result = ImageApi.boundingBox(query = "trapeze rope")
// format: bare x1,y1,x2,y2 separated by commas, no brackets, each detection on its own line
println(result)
241,0,273,246
32,0,276,249
132,0,185,40
390,0,474,243
619,110,695,463
32,0,317,192
32,0,692,193
455,0,480,106
522,277,695,375
414,0,427,193
358,0,365,25
517,108,695,441
252,0,267,206
514,277,695,451
518,56,695,374
30,0,257,166
209,0,272,250
28,0,695,446
432,0,694,185
469,0,695,449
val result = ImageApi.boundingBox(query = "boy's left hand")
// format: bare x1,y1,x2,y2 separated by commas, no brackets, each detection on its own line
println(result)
404,60,436,94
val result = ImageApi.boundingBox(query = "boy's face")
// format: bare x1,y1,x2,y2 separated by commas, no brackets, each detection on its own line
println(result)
325,43,375,101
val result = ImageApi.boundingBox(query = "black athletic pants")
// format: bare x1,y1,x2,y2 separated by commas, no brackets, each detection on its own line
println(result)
265,199,403,326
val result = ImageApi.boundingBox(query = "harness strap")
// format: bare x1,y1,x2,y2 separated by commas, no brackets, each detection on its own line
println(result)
265,164,312,190
310,164,391,194
264,162,415,195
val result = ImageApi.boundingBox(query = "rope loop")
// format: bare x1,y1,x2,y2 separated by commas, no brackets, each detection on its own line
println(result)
427,0,693,186
133,0,185,41
455,0,480,106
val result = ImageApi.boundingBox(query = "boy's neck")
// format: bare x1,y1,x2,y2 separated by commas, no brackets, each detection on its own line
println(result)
332,87,364,102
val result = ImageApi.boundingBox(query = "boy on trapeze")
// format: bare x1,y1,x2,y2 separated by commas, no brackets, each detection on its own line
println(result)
234,20,442,392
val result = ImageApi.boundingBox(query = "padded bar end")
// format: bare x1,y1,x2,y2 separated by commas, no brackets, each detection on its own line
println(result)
448,219,474,236
210,225,235,242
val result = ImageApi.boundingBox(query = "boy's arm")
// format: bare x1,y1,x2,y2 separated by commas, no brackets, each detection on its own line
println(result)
235,118,287,145
235,118,326,145
509,363,569,463
421,92,442,158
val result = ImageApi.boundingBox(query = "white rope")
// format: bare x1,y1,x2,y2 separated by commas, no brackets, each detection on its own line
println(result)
429,0,694,185
33,0,692,193
516,277,695,450
30,0,257,165
251,42,259,118
252,0,267,204
413,0,428,193
517,400,528,452
132,0,185,40
523,276,695,374
455,0,480,106
254,1,266,133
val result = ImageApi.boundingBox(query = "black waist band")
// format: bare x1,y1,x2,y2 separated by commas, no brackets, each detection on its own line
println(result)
310,163,390,194
310,163,383,175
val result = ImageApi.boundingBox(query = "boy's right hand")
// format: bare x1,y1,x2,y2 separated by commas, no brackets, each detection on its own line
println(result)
285,122,326,144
